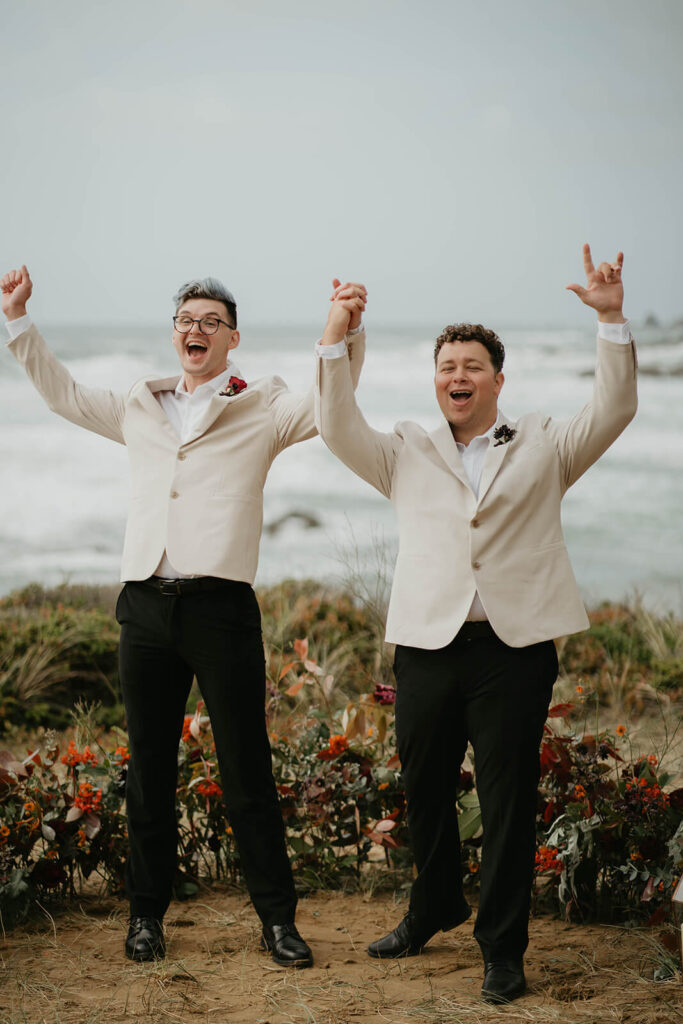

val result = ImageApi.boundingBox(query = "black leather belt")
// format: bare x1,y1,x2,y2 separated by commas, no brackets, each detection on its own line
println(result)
456,621,496,641
141,576,239,597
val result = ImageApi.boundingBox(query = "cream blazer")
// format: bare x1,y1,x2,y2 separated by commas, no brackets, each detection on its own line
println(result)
9,324,365,584
315,336,638,649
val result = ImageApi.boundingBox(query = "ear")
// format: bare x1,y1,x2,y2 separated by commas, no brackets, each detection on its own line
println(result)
227,330,241,351
493,371,504,395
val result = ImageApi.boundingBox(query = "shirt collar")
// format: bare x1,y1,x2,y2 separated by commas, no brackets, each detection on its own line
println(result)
455,416,499,453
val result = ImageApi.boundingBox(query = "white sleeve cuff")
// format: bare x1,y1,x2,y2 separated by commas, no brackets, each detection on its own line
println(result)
346,322,364,336
5,313,33,340
597,319,631,344
315,338,348,359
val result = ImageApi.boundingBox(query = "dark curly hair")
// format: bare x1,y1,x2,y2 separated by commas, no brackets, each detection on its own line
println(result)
433,323,505,374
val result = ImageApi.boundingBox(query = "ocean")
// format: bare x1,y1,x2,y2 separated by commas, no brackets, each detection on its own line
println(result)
2,320,682,611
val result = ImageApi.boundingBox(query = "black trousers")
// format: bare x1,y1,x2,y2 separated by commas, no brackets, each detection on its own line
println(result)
393,623,557,962
116,579,297,926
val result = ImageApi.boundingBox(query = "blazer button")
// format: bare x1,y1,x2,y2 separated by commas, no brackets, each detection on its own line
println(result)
471,517,480,528
170,490,179,499
177,452,187,461
472,560,481,570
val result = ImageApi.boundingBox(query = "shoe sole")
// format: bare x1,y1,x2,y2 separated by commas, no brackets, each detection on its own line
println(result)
260,938,313,969
125,949,166,963
481,986,526,1004
367,945,423,959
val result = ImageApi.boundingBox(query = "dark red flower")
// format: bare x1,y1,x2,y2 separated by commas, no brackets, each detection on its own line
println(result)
373,683,396,706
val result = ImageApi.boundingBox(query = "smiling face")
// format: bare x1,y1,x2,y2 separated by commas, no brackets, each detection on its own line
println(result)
172,297,240,393
434,340,504,445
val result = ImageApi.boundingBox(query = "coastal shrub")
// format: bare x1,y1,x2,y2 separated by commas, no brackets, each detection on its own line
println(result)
0,596,122,732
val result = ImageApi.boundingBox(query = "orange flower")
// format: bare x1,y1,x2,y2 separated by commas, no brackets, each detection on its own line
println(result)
647,755,658,766
60,741,98,769
468,861,480,874
114,745,130,764
573,784,587,800
378,782,389,791
196,780,223,799
616,725,626,737
74,781,102,814
575,685,583,695
329,734,349,756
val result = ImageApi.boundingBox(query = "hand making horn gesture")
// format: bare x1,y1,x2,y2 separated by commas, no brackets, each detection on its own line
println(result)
566,243,625,323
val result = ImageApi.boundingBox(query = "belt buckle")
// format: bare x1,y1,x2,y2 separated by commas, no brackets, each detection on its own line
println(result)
158,578,182,597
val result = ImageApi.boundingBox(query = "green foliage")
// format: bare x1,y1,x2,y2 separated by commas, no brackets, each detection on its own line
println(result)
0,586,121,732
535,699,683,922
0,581,681,932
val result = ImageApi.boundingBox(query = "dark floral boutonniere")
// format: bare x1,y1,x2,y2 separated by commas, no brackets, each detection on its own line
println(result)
219,376,247,397
493,424,517,447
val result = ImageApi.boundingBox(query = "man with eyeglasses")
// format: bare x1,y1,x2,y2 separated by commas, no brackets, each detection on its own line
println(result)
1,265,367,966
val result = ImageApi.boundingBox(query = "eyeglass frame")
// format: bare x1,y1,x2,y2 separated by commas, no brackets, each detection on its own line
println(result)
172,315,236,335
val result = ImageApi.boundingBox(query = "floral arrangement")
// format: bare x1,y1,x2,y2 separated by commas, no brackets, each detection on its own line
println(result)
1,634,681,932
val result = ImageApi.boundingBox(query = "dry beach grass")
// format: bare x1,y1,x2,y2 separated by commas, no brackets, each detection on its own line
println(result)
1,890,681,1024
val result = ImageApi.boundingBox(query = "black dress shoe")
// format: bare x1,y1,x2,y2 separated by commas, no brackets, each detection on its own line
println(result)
261,923,313,968
367,912,438,959
481,959,526,1004
125,916,166,962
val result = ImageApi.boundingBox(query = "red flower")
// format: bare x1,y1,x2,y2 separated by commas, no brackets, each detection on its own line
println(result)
373,683,396,706
219,377,247,397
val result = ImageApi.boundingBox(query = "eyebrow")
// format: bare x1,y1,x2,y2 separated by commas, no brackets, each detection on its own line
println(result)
439,359,485,369
177,309,221,318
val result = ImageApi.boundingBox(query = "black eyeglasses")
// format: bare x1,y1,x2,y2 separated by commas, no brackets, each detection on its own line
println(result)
173,315,235,335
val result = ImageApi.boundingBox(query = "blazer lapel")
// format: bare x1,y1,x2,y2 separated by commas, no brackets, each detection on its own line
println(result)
428,421,472,491
186,387,256,442
477,414,516,506
130,377,182,436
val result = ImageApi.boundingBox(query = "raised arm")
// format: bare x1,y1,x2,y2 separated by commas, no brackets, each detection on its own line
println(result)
2,266,127,443
549,245,637,488
315,280,401,498
270,279,368,450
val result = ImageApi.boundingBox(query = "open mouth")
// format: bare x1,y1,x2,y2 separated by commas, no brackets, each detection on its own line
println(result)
186,341,208,358
449,389,473,406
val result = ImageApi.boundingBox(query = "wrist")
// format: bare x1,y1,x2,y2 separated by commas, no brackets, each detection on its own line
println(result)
321,325,348,346
4,305,28,321
597,310,626,324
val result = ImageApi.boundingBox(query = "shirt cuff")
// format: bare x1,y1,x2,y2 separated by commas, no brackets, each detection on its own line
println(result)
315,338,348,359
597,319,631,344
346,322,364,336
5,313,33,340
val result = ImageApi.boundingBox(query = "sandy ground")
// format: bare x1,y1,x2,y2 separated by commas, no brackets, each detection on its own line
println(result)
1,890,681,1024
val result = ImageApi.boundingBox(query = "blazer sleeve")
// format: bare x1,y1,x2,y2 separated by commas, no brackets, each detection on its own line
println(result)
315,340,402,499
7,324,127,444
270,330,367,451
544,334,638,490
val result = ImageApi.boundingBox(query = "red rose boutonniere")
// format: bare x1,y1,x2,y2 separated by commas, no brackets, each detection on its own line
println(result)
219,376,247,397
493,424,517,447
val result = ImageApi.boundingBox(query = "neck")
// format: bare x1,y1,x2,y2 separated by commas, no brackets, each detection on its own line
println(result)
182,368,227,395
449,413,498,447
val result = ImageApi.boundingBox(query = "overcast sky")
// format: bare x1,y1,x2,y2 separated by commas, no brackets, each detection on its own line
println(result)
2,0,681,328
